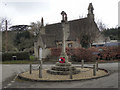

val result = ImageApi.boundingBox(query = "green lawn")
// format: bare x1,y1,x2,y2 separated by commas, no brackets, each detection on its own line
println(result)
2,60,37,64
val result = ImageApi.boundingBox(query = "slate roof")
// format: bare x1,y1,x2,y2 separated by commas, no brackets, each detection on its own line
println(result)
41,17,99,48
41,34,56,48
45,23,63,41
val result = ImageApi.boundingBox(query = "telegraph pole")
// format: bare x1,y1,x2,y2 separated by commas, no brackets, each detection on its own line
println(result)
5,20,8,52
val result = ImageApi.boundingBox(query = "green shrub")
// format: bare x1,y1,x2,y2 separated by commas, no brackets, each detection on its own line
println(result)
30,55,35,61
2,52,30,61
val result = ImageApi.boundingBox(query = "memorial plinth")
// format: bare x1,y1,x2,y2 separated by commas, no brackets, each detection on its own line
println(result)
47,62,80,75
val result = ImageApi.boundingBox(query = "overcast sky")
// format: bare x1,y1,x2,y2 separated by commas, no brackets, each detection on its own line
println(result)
0,0,119,28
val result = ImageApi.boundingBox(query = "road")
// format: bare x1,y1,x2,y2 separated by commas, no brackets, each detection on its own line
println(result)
1,63,119,88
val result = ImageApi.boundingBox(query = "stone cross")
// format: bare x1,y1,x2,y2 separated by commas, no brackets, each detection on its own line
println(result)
65,13,67,21
62,24,66,54
61,11,67,22
60,11,69,62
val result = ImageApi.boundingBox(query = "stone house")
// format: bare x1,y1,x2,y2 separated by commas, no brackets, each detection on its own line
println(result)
34,3,109,59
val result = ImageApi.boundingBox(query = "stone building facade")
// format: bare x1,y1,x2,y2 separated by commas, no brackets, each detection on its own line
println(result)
34,3,109,59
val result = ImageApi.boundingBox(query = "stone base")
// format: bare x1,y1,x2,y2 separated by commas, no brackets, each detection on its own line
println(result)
47,62,80,75
47,69,80,75
56,62,71,66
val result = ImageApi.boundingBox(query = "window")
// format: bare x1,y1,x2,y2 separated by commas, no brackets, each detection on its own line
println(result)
58,44,62,47
68,43,72,47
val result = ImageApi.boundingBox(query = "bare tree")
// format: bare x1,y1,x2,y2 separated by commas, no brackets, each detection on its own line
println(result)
0,17,5,31
30,21,41,36
0,17,11,31
96,19,107,31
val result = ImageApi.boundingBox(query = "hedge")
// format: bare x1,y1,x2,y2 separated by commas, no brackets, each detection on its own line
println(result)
51,47,97,62
51,46,120,62
2,52,30,61
96,46,120,60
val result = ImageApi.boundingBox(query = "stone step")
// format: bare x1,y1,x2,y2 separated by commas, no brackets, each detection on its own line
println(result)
47,69,80,75
51,66,76,71
56,62,72,66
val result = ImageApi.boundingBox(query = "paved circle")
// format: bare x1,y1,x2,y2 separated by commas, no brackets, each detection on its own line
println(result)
18,67,109,81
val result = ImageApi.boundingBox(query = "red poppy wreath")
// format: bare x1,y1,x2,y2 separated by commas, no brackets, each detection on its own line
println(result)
59,57,65,63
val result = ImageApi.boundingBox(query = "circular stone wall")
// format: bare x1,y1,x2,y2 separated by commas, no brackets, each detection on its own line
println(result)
18,67,109,82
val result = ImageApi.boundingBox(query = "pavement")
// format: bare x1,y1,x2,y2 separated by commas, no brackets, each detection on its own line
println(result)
0,63,119,88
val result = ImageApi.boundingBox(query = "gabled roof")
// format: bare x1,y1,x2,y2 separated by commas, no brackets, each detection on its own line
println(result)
41,34,56,48
45,23,63,41
41,17,99,48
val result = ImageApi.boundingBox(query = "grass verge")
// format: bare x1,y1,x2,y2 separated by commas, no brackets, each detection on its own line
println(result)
2,60,35,64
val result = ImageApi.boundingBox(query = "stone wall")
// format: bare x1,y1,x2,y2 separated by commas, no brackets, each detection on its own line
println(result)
40,27,45,35
94,34,110,43
72,41,82,48
42,48,51,59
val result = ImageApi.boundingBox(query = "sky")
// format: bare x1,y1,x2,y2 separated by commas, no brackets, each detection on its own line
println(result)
0,0,119,28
